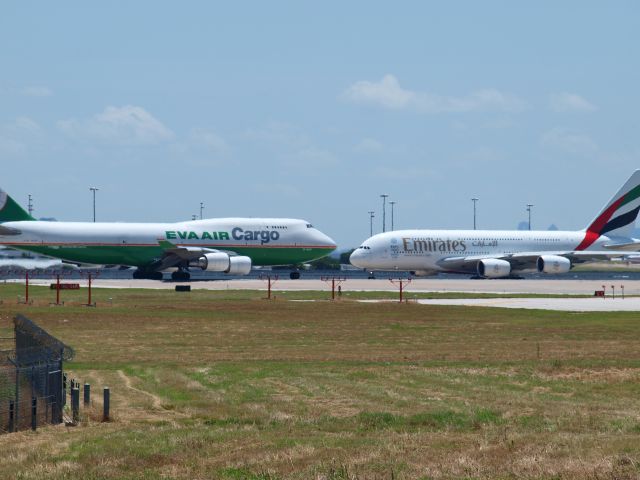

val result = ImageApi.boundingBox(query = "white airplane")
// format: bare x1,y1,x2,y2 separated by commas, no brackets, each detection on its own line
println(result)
0,189,336,281
350,171,640,278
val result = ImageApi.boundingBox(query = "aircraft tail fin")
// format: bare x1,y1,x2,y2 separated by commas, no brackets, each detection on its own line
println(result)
576,171,640,249
0,189,35,222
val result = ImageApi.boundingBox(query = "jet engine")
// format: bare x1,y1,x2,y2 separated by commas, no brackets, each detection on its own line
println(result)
190,252,252,275
477,259,511,278
536,255,570,274
226,256,252,275
190,252,231,272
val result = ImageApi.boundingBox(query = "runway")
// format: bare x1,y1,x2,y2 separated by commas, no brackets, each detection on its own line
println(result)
8,278,638,311
413,297,639,312
48,278,640,295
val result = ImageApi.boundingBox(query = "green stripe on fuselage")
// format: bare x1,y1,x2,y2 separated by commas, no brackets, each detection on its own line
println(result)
9,244,333,267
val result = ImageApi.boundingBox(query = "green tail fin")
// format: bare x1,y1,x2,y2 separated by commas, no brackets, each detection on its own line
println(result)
0,189,35,222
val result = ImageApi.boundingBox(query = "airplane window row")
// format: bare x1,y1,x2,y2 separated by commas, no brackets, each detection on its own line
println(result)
269,226,288,229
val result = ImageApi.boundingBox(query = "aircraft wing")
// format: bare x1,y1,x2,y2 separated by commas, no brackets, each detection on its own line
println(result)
602,241,640,251
437,250,627,273
154,240,237,270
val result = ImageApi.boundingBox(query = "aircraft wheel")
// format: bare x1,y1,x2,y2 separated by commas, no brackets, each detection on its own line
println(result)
289,271,301,280
152,271,164,280
171,270,190,281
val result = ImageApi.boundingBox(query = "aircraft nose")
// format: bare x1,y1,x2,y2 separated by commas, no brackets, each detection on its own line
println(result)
350,248,365,268
315,230,336,250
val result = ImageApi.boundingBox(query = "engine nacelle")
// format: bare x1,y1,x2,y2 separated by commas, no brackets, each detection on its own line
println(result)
190,252,230,272
477,259,511,278
226,256,252,275
536,255,571,274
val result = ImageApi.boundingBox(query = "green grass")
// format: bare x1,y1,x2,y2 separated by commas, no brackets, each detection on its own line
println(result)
0,284,640,478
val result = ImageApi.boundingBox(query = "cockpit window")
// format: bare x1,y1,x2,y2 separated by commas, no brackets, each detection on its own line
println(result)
306,223,313,228
358,245,371,250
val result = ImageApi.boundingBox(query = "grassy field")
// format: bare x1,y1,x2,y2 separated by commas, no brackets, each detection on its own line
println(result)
0,284,639,479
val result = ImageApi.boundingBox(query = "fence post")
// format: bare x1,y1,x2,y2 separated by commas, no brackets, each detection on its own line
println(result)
14,366,19,432
72,387,79,423
62,373,67,406
103,387,110,422
84,383,90,406
31,397,37,431
9,400,14,432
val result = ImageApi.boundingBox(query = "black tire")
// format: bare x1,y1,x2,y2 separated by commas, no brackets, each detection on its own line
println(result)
171,271,190,281
289,271,301,280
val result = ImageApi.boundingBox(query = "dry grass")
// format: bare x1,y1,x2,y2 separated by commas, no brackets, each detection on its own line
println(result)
0,284,639,479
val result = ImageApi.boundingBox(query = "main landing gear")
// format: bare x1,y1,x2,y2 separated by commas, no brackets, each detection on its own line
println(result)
171,268,191,281
289,271,301,280
132,269,164,280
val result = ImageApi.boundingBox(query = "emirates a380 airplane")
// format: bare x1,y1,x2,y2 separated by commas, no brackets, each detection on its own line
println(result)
0,189,336,281
351,171,640,278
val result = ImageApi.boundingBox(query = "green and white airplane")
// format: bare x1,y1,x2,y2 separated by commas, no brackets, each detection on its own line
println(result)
0,188,336,280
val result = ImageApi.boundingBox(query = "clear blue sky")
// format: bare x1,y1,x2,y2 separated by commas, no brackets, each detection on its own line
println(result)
1,2,639,248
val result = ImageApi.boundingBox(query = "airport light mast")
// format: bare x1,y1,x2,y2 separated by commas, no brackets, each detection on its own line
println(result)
471,197,478,230
368,211,375,237
89,187,99,222
28,194,33,217
527,203,534,230
200,202,204,220
390,201,396,231
380,194,389,232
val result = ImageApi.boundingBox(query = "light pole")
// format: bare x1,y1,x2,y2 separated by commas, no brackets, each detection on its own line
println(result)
471,197,478,230
526,204,534,231
89,187,99,222
28,194,33,217
390,201,396,231
368,211,375,237
380,194,389,232
200,202,204,220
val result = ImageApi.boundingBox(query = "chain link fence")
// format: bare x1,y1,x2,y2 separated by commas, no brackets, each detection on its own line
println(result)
0,314,73,433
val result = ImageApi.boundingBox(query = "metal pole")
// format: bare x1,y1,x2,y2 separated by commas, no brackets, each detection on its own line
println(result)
368,211,375,237
28,194,33,216
89,187,99,222
25,271,29,304
200,202,204,220
31,397,37,431
88,273,92,305
471,198,478,230
84,383,90,406
390,201,396,231
527,204,534,231
72,387,79,423
380,194,389,232
103,387,110,422
56,274,60,305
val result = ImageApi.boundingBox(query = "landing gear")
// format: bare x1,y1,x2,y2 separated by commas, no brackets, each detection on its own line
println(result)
171,269,191,281
133,269,164,280
289,271,301,280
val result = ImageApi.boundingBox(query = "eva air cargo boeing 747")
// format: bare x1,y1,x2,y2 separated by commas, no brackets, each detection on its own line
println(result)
351,170,640,278
0,189,336,280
